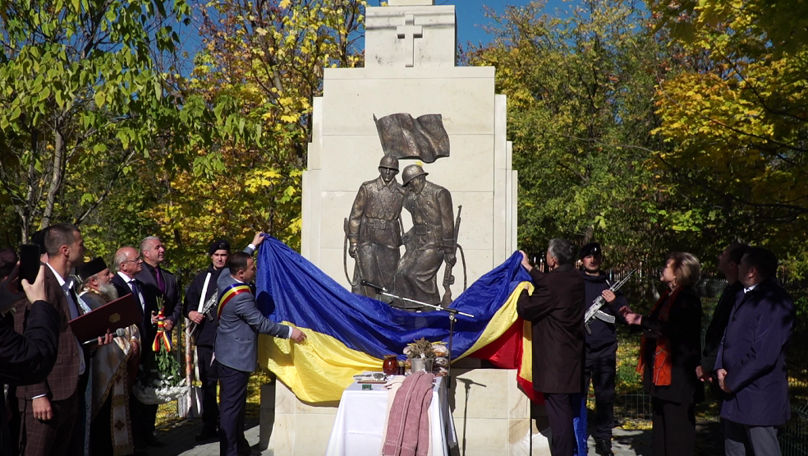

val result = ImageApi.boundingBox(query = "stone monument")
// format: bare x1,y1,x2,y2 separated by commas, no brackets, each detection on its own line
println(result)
270,1,544,455
301,0,518,295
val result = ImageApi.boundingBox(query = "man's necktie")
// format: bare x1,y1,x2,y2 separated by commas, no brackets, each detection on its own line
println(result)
130,279,144,310
63,283,80,320
62,283,85,374
155,266,165,294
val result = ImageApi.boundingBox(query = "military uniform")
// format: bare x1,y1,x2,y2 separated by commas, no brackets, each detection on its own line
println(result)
347,175,404,296
393,173,454,308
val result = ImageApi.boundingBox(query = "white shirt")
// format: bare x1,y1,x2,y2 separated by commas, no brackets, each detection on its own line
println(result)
41,262,86,384
117,271,145,310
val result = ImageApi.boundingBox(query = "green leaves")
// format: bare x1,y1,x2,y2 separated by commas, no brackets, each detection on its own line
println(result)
651,0,808,266
469,0,670,265
0,0,191,242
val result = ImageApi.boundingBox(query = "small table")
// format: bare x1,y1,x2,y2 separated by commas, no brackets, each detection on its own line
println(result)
326,376,457,456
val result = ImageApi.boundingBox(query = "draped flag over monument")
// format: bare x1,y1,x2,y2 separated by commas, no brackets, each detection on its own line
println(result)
255,237,538,403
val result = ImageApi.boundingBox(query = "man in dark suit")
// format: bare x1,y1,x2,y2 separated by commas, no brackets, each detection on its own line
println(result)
697,243,747,385
184,239,231,442
1,265,59,456
14,224,95,455
716,247,794,456
1,265,59,384
111,245,162,450
137,236,181,333
517,238,585,456
215,233,306,456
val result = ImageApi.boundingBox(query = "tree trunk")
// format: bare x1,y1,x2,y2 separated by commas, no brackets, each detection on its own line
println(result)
42,127,65,228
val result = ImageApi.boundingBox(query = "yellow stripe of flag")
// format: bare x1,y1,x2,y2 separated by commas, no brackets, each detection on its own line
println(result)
258,281,534,404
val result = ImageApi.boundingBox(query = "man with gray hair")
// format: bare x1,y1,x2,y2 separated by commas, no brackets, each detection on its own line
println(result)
517,238,585,456
110,245,163,450
136,236,181,332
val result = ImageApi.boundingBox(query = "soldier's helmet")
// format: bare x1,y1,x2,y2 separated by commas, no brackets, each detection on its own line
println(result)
401,164,428,186
378,155,399,171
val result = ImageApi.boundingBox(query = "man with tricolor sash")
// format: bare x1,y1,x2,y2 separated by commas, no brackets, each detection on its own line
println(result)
214,232,306,456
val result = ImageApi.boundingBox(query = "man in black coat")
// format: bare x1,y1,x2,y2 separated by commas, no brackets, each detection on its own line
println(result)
137,236,181,333
184,239,231,442
517,238,585,456
579,242,629,456
1,266,59,456
0,271,58,383
111,245,162,450
697,243,746,386
716,247,794,455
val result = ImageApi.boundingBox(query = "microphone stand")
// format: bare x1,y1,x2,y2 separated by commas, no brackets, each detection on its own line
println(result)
361,280,474,381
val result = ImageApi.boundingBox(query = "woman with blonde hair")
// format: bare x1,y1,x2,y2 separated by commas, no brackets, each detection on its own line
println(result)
621,252,704,455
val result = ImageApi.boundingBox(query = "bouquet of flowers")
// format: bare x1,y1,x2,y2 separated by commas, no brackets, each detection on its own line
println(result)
132,308,187,405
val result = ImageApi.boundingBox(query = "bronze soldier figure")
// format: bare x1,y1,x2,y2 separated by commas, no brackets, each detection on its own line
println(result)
347,155,405,297
393,164,455,309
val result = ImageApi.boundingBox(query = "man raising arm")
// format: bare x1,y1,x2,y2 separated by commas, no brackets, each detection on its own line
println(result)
215,232,305,456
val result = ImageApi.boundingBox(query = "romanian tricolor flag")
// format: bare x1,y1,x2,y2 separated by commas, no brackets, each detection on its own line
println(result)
255,237,538,403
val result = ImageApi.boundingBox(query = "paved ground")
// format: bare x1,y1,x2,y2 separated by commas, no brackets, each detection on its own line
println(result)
149,417,720,455
151,425,649,455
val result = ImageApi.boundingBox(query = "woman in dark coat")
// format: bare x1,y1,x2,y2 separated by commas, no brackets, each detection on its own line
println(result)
621,252,703,455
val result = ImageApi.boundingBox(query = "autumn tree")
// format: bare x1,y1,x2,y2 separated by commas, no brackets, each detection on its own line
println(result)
650,0,808,274
143,0,366,274
468,0,678,265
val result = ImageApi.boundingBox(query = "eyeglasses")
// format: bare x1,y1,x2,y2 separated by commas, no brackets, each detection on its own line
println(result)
123,256,142,263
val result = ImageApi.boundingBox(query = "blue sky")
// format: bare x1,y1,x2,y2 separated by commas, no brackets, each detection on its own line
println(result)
175,1,574,67
367,1,573,46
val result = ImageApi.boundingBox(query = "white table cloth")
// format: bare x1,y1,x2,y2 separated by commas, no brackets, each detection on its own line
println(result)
326,376,457,456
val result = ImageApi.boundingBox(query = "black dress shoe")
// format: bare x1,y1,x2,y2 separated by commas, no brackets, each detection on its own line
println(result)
195,429,219,442
594,438,614,456
238,441,259,456
238,447,260,456
145,435,166,447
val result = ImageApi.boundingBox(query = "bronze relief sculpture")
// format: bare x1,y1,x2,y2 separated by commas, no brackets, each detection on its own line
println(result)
345,155,405,298
346,114,464,309
392,164,455,309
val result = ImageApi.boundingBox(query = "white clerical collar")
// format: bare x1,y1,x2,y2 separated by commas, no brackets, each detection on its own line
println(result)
743,283,758,294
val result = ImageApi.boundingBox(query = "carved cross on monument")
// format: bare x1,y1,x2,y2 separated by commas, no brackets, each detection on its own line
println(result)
396,14,423,67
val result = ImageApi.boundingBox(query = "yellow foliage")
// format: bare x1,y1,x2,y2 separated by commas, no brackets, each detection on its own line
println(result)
279,113,300,123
